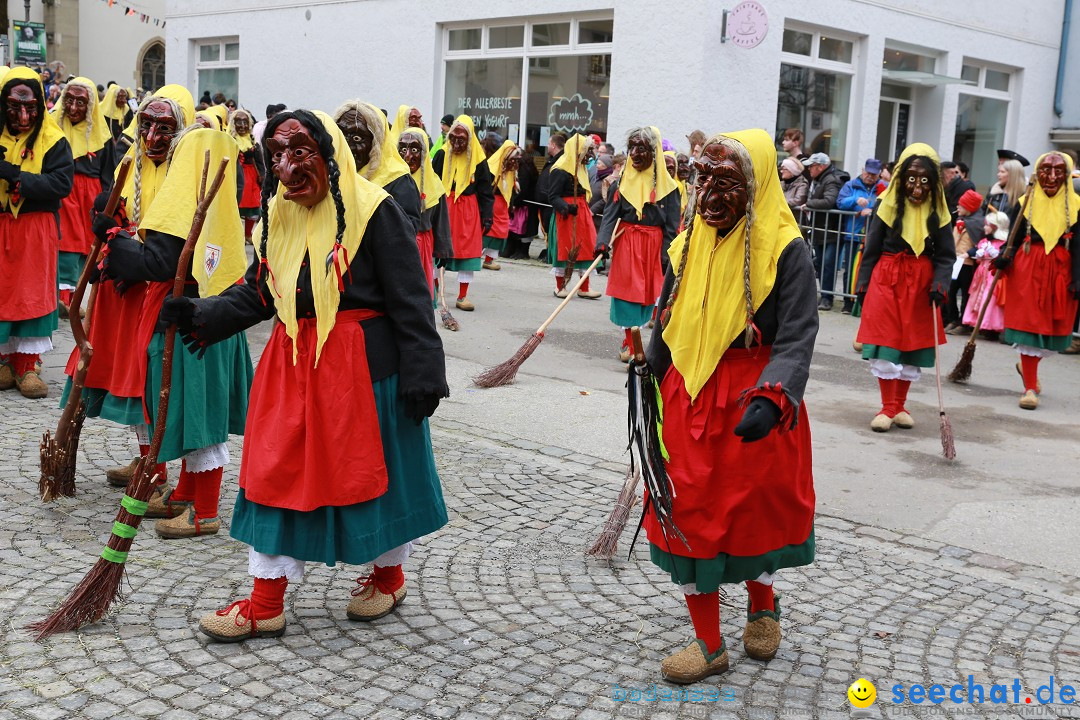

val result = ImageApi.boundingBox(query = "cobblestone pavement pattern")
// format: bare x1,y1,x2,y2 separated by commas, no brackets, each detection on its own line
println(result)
2,298,1080,720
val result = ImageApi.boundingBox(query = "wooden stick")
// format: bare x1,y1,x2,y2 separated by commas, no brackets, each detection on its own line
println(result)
932,301,956,460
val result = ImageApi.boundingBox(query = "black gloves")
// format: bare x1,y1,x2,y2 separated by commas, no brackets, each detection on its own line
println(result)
994,254,1012,271
402,391,441,425
928,289,946,307
566,204,578,216
481,217,493,234
159,296,208,357
595,243,610,259
0,160,19,185
733,397,782,443
856,292,866,306
92,212,119,242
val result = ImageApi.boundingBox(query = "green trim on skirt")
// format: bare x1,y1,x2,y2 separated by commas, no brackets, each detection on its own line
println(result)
851,298,862,319
0,310,58,343
145,330,253,463
650,529,815,593
1003,329,1071,352
610,298,653,328
546,215,593,270
239,207,259,219
230,374,449,566
443,257,483,272
57,252,86,289
482,235,505,253
861,343,935,367
59,383,145,426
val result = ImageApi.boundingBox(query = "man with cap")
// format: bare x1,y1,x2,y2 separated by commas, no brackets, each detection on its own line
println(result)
431,114,454,156
800,152,849,310
837,159,884,312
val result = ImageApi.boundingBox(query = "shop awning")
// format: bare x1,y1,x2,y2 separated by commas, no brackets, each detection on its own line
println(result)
881,70,975,87
1050,128,1080,144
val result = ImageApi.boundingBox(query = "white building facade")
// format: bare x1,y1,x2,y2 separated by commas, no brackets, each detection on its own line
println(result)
165,0,1066,190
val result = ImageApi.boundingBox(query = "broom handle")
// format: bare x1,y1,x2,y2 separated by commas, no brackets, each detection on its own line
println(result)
535,220,622,336
564,160,580,275
145,152,231,466
932,301,946,412
53,157,133,446
962,179,1035,344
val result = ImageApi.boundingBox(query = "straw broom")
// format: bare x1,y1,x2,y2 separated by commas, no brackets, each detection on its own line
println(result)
931,301,956,460
30,152,230,640
39,157,133,502
474,221,620,388
949,179,1035,382
437,267,459,331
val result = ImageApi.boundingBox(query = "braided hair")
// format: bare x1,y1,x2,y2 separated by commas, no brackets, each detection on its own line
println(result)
129,94,184,226
0,77,47,162
892,154,944,244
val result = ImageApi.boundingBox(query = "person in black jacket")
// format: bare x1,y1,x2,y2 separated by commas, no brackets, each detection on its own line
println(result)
942,160,975,225
800,152,849,310
534,133,566,262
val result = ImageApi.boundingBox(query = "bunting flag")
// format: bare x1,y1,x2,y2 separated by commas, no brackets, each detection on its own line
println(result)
99,0,165,27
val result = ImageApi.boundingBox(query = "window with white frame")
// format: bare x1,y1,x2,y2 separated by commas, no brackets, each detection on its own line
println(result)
441,14,613,154
196,38,240,106
954,60,1014,191
776,24,857,169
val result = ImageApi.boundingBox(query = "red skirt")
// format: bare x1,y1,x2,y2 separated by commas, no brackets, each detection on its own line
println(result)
66,279,153,399
0,212,59,321
1003,241,1077,337
58,173,99,255
554,196,597,262
489,195,510,240
857,252,945,351
416,229,435,297
240,156,261,210
447,192,482,260
239,309,389,511
606,222,663,305
645,349,814,559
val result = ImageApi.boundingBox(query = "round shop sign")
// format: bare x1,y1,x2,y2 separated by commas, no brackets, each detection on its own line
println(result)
728,0,768,49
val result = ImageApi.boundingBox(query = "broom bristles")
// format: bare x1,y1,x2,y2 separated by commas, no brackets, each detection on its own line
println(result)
948,341,976,383
39,405,85,502
440,308,460,331
587,468,640,559
939,412,956,461
473,333,543,388
28,559,126,640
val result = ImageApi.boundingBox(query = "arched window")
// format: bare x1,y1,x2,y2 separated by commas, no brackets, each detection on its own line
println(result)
141,41,165,90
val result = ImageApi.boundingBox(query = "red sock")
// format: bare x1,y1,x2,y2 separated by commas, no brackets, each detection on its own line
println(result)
191,466,223,519
1020,354,1040,392
249,576,288,619
580,276,590,292
894,379,911,414
372,564,405,594
650,305,658,322
243,217,257,239
877,378,897,417
555,275,565,291
622,328,633,350
457,282,469,301
684,592,722,654
746,580,775,613
12,353,40,377
484,255,493,264
172,460,194,501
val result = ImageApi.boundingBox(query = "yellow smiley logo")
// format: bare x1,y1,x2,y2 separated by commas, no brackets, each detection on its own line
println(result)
847,678,876,708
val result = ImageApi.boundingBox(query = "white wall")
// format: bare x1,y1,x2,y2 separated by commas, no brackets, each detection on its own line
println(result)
79,0,166,88
166,0,1063,174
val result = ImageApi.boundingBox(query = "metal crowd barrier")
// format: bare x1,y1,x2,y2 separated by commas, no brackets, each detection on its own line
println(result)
796,207,868,303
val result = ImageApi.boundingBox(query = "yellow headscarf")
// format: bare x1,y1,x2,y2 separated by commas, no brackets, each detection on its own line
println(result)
119,84,196,227
393,126,444,212
257,110,388,366
1025,152,1080,253
552,134,593,203
665,150,687,211
139,128,245,297
874,142,950,256
0,67,68,216
440,114,486,198
332,100,410,189
617,126,679,219
198,104,229,132
101,85,131,122
487,139,519,205
50,77,111,160
227,108,255,152
662,129,803,402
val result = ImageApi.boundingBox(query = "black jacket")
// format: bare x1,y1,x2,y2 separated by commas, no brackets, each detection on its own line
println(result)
535,150,562,231
803,165,849,246
855,199,956,299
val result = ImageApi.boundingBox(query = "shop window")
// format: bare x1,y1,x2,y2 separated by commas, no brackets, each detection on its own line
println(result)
444,58,523,141
954,95,1008,189
196,38,239,105
782,28,812,56
882,47,935,72
961,64,980,84
140,40,165,91
579,19,613,44
449,28,481,51
489,25,524,49
819,37,852,63
984,69,1010,92
532,22,570,47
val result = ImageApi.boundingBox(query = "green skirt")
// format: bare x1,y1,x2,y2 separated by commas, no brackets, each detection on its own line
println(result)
1003,329,1072,352
58,252,86,289
482,235,505,253
0,310,58,344
230,375,448,566
650,530,815,593
547,215,593,271
861,343,935,367
610,298,653,328
60,383,145,426
145,330,253,463
443,257,483,272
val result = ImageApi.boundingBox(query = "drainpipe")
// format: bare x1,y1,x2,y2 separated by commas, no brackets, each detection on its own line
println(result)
1055,0,1073,117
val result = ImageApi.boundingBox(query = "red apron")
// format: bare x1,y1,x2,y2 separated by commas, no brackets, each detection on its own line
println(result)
447,192,482,260
58,172,100,255
1003,240,1077,338
66,279,150,398
645,350,814,559
239,309,389,511
554,196,597,262
416,229,435,298
239,153,261,210
605,222,663,305
0,212,59,321
857,252,945,351
489,194,510,240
